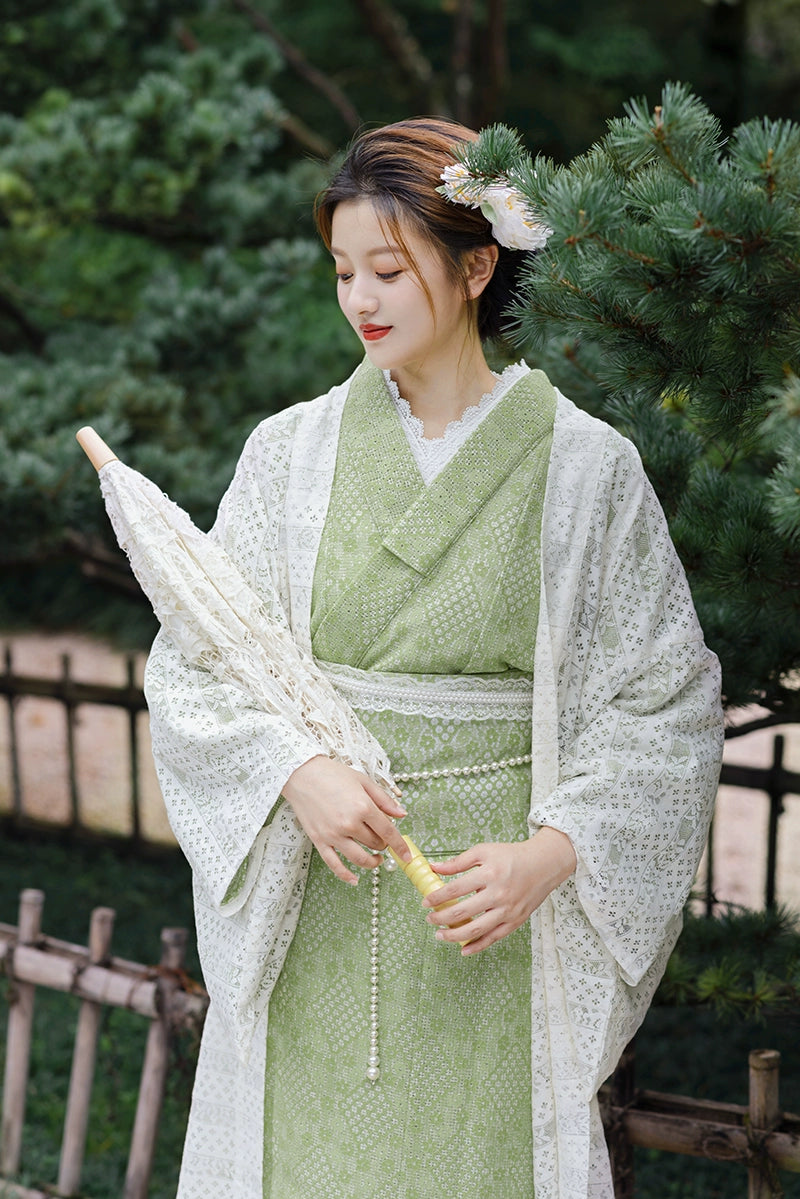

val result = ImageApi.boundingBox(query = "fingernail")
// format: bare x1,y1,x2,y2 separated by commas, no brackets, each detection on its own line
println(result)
435,930,445,940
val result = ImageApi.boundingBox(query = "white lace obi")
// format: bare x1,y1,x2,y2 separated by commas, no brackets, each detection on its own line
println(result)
320,660,534,723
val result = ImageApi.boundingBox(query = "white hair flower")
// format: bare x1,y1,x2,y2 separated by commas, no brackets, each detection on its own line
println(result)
439,163,552,252
438,161,487,206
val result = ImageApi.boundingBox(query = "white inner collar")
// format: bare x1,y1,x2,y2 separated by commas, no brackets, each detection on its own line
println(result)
384,361,530,485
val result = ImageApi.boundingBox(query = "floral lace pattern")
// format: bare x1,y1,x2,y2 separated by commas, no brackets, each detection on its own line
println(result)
99,460,393,793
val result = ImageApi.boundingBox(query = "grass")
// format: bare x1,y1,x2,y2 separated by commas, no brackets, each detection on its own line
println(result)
0,831,799,1197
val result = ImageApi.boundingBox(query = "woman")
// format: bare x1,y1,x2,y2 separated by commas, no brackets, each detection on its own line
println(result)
144,118,724,1199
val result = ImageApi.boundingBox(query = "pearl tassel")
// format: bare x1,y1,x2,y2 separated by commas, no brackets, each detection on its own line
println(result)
366,753,531,1081
367,865,381,1082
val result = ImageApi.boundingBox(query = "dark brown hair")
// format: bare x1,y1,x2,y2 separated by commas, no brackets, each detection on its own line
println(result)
314,118,523,342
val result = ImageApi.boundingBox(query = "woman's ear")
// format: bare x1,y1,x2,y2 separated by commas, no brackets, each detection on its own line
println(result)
465,244,499,300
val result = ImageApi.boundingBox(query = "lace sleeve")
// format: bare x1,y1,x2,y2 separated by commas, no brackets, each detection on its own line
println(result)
145,631,317,913
531,423,724,985
144,407,322,913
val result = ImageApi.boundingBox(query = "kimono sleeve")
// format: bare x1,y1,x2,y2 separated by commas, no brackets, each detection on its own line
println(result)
144,412,321,915
530,425,724,987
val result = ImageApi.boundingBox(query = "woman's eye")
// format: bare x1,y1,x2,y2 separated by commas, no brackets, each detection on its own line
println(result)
335,268,400,283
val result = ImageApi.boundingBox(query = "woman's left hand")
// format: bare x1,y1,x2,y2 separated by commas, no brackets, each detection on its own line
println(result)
423,826,577,955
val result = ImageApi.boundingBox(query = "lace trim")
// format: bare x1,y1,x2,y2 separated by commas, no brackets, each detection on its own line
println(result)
317,660,533,721
384,361,530,484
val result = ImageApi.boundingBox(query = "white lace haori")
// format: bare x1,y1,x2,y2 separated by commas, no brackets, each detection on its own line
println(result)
144,370,723,1199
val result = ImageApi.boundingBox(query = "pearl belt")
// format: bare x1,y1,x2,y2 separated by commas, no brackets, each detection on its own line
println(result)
393,752,532,784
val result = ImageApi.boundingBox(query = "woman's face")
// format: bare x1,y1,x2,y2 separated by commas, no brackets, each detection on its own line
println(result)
330,198,472,376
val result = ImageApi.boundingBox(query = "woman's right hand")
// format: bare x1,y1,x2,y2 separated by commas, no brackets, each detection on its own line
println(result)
281,756,412,884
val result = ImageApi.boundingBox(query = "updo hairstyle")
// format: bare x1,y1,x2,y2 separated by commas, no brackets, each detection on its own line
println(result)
314,118,524,343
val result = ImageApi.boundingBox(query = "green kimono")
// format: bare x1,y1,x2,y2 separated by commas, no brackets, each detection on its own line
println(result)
263,363,555,1197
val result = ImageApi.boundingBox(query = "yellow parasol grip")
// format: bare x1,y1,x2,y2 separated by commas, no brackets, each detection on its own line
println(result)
76,426,118,473
388,834,470,942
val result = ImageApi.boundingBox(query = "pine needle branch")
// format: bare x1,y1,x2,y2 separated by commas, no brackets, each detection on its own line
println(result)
648,105,697,186
229,0,361,132
563,230,659,266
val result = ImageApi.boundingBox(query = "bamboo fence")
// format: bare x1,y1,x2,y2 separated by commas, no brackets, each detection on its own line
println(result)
0,889,207,1199
601,1040,800,1197
1,887,799,1196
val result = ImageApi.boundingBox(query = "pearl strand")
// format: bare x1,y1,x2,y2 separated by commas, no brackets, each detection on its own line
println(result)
367,751,532,1079
367,865,381,1082
393,752,532,784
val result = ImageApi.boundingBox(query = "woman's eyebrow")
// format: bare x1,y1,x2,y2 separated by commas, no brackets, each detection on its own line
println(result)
330,244,404,258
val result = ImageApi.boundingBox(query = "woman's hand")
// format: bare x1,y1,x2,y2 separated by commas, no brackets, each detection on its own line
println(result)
281,755,411,884
423,827,577,955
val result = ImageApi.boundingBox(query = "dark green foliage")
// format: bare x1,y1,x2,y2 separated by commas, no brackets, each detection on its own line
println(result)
656,905,800,1019
635,1001,800,1197
0,5,362,636
640,904,800,1194
463,83,800,714
449,122,533,190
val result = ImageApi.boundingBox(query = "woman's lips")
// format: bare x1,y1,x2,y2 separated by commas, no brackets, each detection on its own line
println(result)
360,324,392,341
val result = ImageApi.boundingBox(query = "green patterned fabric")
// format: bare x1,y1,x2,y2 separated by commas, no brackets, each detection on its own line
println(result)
311,361,556,673
263,366,555,1197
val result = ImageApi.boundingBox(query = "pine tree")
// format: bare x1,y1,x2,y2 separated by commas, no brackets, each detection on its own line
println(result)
461,83,800,716
0,2,358,638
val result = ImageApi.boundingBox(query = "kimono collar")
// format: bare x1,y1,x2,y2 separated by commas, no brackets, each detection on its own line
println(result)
345,358,556,576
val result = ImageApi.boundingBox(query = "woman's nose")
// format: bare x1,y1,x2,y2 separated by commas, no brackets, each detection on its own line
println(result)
346,275,378,316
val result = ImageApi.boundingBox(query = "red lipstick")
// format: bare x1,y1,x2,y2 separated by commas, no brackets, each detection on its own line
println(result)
360,324,392,341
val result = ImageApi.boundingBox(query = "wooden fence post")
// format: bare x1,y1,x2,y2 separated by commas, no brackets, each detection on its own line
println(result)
61,654,81,830
704,811,716,917
748,1049,782,1199
765,737,785,910
0,889,44,1176
126,655,142,844
2,647,23,821
57,906,116,1195
606,1040,636,1198
123,927,188,1199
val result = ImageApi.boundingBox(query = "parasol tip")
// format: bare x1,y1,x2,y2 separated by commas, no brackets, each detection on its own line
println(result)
76,426,118,472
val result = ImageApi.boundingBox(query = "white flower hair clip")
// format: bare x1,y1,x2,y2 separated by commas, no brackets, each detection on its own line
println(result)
439,162,552,252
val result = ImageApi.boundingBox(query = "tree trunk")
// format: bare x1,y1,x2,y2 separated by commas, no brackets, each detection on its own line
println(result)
480,0,508,123
452,0,474,126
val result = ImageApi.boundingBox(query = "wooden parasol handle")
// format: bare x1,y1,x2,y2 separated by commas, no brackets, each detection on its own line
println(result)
76,426,118,473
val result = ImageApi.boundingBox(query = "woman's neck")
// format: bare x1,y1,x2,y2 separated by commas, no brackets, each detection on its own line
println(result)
389,342,498,439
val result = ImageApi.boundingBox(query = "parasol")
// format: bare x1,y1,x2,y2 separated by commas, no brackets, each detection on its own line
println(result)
75,427,452,901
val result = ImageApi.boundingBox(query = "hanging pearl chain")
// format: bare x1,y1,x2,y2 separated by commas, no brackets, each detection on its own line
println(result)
393,752,531,784
366,752,531,1082
367,866,381,1082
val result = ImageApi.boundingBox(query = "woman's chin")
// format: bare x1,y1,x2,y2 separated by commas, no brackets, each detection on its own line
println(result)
361,339,397,368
